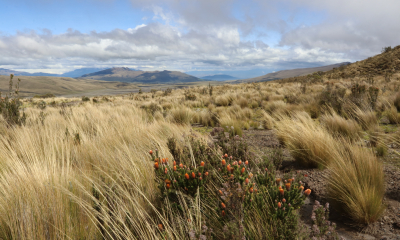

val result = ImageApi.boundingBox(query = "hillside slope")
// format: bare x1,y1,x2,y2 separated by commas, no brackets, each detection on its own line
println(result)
239,62,350,83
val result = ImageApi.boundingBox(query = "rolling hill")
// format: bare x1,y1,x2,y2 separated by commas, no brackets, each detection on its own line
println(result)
239,62,351,83
81,67,202,83
0,75,137,97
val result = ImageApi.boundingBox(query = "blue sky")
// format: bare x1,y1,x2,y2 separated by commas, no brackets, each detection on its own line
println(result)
0,0,399,78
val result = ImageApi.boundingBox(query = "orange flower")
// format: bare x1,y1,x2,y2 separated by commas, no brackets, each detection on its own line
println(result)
179,163,183,168
238,160,242,165
299,186,304,191
205,172,209,177
288,179,293,183
221,202,226,209
227,164,231,172
221,210,225,216
155,158,159,162
173,161,176,166
166,183,170,189
198,172,201,176
158,223,163,231
149,150,154,155
222,159,226,166
249,187,254,193
230,174,234,180
162,158,166,164
279,188,284,196
164,168,168,174
285,183,291,191
278,202,282,208
199,177,202,180
224,153,228,158
282,198,286,203
219,190,223,195
245,160,249,165
304,189,311,196
245,178,249,184
173,166,177,171
165,158,168,163
191,172,196,178
276,178,281,185
200,161,205,167
154,162,159,169
241,167,245,174
165,179,171,184
185,173,190,180
248,173,253,179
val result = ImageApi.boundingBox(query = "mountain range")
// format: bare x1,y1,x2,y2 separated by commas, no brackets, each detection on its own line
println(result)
0,68,106,78
0,62,352,85
80,67,201,83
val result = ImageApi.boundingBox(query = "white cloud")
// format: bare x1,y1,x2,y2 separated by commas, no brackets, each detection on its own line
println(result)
2,0,398,73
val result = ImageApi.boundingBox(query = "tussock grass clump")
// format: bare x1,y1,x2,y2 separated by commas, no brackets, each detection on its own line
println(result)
320,111,362,141
192,110,216,127
168,107,193,125
262,111,274,130
385,106,400,124
263,100,286,114
219,115,243,136
235,97,248,108
275,112,337,168
215,95,233,106
345,102,378,130
327,142,385,224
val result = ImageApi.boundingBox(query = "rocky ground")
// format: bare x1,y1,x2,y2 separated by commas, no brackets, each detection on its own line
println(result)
242,129,400,240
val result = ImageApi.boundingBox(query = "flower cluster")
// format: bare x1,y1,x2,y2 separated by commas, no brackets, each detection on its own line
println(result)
251,169,311,219
150,150,209,198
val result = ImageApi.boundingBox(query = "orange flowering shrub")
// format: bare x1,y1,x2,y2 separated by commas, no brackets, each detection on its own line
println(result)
149,150,208,204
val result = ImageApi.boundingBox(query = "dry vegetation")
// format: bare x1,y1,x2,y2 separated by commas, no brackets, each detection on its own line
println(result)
0,46,400,239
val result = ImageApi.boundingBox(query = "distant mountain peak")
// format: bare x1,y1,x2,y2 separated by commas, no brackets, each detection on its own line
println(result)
201,74,238,81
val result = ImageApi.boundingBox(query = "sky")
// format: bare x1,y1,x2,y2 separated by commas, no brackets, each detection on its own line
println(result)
0,0,399,78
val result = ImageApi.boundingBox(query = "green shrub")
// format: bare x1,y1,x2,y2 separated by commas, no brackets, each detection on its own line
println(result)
81,96,90,102
0,74,27,126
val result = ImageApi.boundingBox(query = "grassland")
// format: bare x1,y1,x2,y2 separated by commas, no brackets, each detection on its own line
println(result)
1,47,400,239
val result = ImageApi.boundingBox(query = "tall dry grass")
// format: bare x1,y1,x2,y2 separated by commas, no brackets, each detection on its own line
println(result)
320,110,362,141
0,102,192,239
274,112,338,168
275,111,385,224
327,141,385,224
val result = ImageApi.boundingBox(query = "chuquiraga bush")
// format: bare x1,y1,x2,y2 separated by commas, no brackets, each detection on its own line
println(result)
150,149,209,208
216,154,311,239
161,131,312,239
0,74,27,126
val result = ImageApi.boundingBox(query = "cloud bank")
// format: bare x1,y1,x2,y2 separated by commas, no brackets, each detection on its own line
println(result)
0,0,398,74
